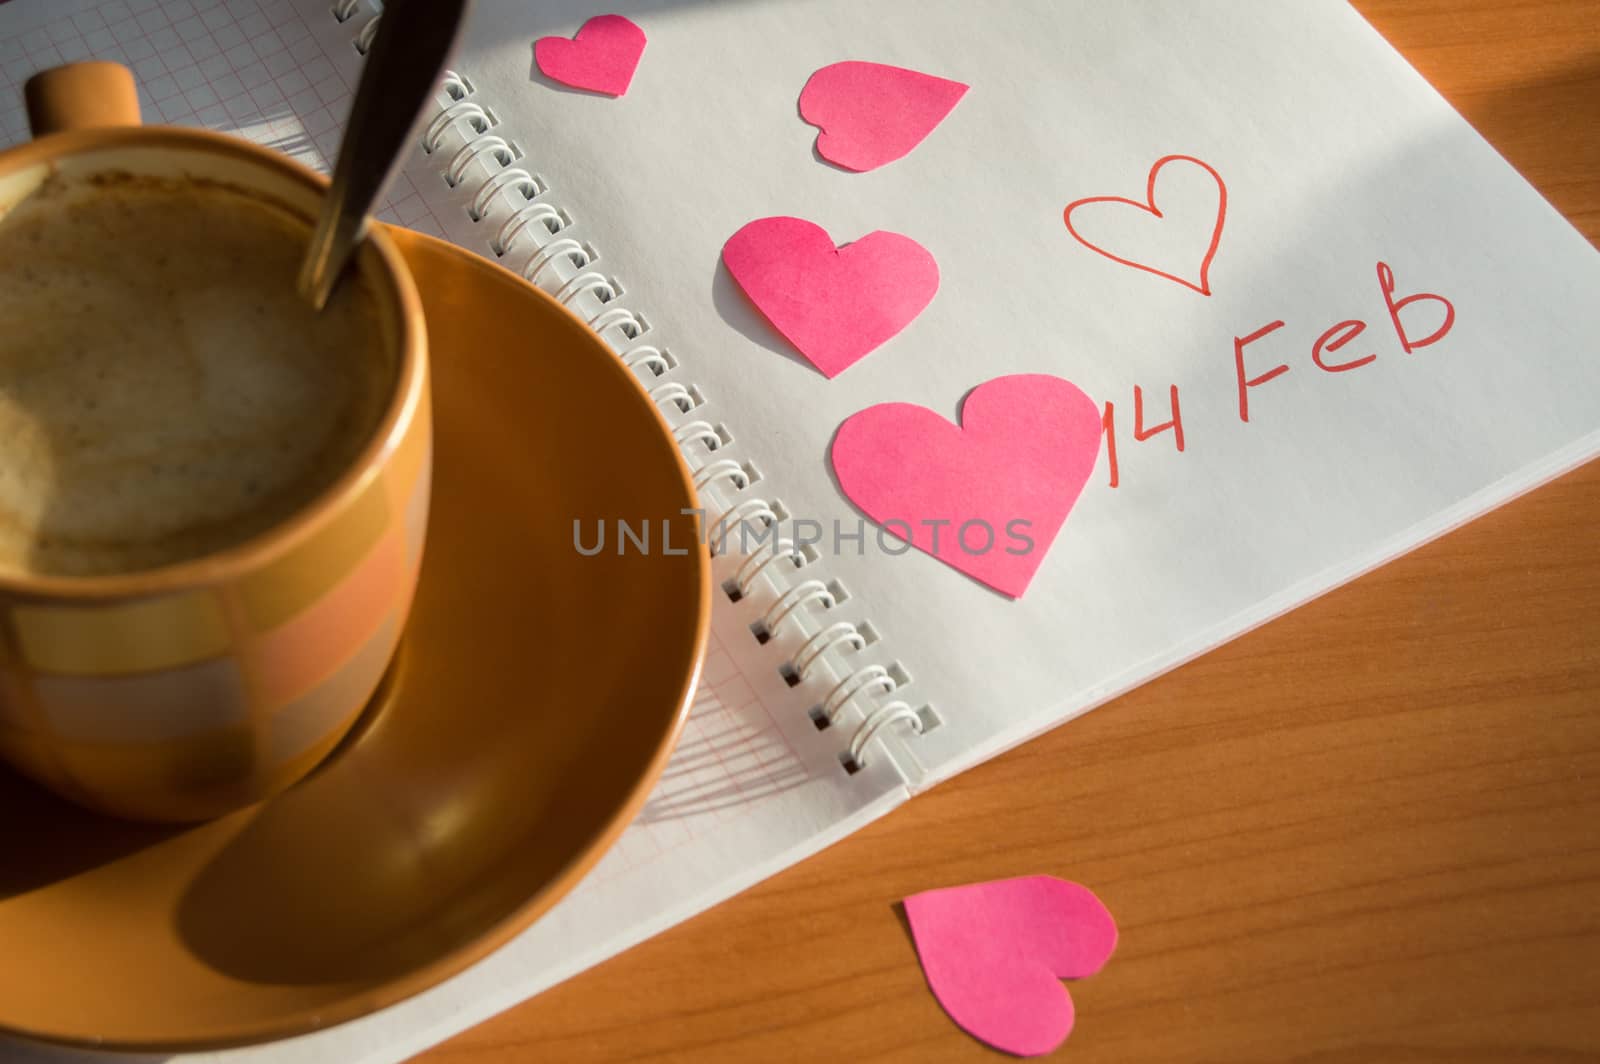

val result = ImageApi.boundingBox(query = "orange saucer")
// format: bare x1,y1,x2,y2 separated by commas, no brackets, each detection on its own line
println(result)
0,229,710,1052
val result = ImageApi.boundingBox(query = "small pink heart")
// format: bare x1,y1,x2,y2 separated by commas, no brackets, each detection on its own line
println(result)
904,876,1118,1057
831,375,1102,598
800,61,969,172
534,14,646,97
723,216,939,378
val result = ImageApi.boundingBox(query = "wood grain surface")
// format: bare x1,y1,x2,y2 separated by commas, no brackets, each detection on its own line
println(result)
426,3,1600,1061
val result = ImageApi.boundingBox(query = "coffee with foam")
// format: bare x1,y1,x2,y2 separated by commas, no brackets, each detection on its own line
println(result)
0,174,394,578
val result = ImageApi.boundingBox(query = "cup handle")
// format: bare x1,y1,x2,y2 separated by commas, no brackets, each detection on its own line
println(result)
25,61,142,138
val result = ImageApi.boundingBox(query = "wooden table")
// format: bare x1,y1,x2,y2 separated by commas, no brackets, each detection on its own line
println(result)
428,4,1600,1060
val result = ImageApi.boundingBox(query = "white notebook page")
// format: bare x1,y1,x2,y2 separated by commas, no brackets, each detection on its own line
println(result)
440,0,1600,788
0,2,911,1062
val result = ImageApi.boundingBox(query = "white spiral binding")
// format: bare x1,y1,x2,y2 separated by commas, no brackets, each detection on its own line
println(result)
469,167,542,220
761,580,835,639
671,420,721,451
588,305,645,335
353,15,380,55
422,101,491,153
693,459,749,495
521,239,591,286
849,702,924,767
622,346,670,376
554,271,618,307
735,540,802,597
493,204,568,256
821,665,895,725
709,500,778,556
444,135,515,188
440,70,472,101
335,4,929,771
793,623,866,681
648,381,697,414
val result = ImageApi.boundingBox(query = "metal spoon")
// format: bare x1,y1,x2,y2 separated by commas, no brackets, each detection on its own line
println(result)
298,0,474,310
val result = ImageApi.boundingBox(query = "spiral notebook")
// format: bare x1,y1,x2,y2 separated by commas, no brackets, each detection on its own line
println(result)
4,0,1600,1061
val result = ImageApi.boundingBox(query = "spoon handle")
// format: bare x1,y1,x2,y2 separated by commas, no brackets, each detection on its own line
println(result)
299,0,473,310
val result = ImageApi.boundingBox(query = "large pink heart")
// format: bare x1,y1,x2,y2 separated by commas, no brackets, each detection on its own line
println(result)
831,375,1102,598
534,14,647,97
723,216,939,378
799,61,969,172
904,876,1118,1057
1063,154,1228,295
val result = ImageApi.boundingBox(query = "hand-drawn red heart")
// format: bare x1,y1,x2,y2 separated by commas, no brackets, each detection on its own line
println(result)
799,61,969,172
723,216,939,378
831,375,1102,598
534,14,646,97
1063,154,1227,295
904,876,1118,1057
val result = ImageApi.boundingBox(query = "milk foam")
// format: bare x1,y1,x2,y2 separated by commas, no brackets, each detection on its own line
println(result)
0,175,393,577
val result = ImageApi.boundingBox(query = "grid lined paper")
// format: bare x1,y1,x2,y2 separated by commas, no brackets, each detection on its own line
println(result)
0,0,442,235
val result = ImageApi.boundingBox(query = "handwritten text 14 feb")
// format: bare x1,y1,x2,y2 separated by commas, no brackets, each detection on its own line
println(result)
1099,260,1456,488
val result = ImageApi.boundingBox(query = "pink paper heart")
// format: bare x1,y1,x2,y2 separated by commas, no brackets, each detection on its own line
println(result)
534,14,647,97
904,876,1118,1057
723,216,939,378
799,61,969,172
1063,154,1228,295
831,375,1102,598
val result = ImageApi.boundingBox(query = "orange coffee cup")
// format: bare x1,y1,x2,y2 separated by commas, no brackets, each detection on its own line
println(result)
0,63,432,822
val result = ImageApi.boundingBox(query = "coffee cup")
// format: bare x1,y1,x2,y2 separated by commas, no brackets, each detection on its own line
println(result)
0,63,432,822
